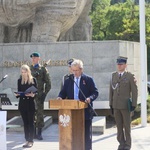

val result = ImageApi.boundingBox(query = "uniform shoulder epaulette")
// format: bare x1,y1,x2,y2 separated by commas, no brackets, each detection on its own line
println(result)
126,71,131,74
126,71,134,76
126,71,135,79
111,71,117,75
63,74,69,78
41,65,47,70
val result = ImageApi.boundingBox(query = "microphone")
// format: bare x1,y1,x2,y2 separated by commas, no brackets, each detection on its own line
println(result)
3,75,8,79
0,75,8,83
70,74,98,116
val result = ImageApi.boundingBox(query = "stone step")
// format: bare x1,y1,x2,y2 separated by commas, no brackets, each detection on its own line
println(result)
43,116,53,130
7,115,106,134
92,116,106,134
6,116,53,132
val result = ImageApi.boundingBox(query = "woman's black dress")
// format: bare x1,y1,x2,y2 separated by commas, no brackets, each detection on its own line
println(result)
17,78,37,142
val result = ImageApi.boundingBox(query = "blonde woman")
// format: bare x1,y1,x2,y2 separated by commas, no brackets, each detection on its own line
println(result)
15,64,37,148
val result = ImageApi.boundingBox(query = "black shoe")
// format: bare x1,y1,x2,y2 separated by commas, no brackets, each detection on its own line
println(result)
23,142,28,148
27,142,33,148
37,128,43,140
36,135,43,140
118,145,124,150
23,142,33,148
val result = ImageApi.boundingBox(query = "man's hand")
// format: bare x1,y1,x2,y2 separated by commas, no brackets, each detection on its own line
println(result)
14,93,19,97
85,98,91,103
25,92,35,97
57,97,62,100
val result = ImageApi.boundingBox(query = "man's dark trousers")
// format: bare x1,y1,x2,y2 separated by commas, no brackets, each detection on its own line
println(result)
85,119,92,150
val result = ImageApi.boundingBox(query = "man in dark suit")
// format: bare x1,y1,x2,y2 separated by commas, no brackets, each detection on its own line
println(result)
57,59,99,150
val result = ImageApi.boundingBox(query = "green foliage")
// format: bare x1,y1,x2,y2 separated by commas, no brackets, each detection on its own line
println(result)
90,0,150,73
131,95,150,125
131,118,141,125
90,0,139,41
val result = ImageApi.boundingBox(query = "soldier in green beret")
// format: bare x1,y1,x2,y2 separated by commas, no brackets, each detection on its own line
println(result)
30,52,51,140
109,56,138,150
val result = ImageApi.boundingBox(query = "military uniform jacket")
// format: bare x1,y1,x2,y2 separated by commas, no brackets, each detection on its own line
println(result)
60,74,70,90
30,64,51,96
109,71,138,109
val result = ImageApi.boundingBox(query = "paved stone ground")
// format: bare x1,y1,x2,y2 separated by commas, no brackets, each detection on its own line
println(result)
6,123,150,150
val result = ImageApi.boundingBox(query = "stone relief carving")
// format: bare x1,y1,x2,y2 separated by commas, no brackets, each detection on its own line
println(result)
0,0,93,43
60,0,93,41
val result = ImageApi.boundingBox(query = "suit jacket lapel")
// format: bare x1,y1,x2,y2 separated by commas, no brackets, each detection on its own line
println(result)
80,74,85,90
79,75,85,101
71,77,74,99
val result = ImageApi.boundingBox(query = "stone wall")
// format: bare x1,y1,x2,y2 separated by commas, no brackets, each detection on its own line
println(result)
0,40,140,109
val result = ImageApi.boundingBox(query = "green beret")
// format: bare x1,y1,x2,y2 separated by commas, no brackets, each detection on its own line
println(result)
30,52,40,58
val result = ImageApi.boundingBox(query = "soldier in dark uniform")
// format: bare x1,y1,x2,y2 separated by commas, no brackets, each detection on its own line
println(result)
109,56,138,150
30,52,51,140
60,58,75,90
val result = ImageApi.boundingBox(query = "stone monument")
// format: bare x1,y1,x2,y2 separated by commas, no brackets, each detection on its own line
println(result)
0,0,93,43
60,0,93,41
0,1,141,112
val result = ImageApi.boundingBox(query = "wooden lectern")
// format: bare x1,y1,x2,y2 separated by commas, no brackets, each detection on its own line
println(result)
49,100,88,150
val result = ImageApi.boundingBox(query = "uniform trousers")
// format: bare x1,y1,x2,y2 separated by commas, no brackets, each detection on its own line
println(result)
114,109,131,149
85,119,92,150
20,110,35,142
35,99,44,128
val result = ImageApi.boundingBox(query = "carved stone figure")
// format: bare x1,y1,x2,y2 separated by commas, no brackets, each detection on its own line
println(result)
60,0,93,41
0,0,93,43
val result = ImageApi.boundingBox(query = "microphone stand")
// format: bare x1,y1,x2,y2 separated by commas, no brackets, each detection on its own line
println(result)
70,75,98,116
0,78,5,83
0,75,8,83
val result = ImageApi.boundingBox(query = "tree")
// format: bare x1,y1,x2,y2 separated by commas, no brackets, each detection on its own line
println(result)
91,0,139,40
90,0,150,73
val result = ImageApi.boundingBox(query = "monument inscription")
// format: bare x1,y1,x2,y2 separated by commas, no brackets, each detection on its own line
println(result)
2,60,67,67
